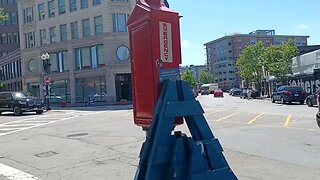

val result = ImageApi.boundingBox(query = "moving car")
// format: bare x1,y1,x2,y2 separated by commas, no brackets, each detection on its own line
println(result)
0,92,44,116
213,89,223,97
305,91,319,107
271,86,305,104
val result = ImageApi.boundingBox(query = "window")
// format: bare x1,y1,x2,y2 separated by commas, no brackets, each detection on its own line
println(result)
75,45,105,70
48,0,55,18
49,27,56,43
49,51,68,73
0,34,6,45
81,0,88,9
24,32,35,48
58,0,66,14
69,0,77,12
112,13,128,32
93,0,101,5
38,3,45,20
75,76,107,102
40,29,46,45
94,16,103,35
116,45,130,61
10,12,17,24
23,7,33,23
12,33,19,44
82,19,90,37
7,33,12,44
71,21,78,39
60,24,67,41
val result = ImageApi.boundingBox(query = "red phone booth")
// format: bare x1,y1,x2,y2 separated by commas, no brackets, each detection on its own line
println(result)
127,0,182,128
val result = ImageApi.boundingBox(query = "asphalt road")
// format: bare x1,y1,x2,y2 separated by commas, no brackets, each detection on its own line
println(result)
0,94,319,180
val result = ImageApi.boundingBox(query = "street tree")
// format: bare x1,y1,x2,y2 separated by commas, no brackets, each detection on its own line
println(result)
199,70,214,84
267,39,298,83
0,8,8,22
236,42,265,88
181,69,196,88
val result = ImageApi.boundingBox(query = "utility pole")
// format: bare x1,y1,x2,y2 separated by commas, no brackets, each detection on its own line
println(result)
41,53,51,110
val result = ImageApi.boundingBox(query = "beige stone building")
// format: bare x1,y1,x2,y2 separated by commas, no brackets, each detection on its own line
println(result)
17,0,135,104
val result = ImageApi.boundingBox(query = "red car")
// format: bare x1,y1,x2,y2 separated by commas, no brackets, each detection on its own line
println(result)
213,89,224,97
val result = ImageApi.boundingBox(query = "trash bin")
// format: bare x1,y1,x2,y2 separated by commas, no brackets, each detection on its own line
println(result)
59,101,67,107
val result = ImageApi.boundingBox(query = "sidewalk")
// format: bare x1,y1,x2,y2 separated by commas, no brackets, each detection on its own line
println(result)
49,102,133,111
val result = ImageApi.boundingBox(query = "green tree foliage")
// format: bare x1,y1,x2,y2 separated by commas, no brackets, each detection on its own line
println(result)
236,39,299,86
181,69,196,88
236,42,265,86
0,8,8,22
267,39,298,83
199,70,214,84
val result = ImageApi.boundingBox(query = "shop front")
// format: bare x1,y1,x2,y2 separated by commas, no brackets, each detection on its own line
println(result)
75,76,107,103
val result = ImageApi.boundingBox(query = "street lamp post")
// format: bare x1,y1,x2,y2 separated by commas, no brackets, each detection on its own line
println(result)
41,53,51,110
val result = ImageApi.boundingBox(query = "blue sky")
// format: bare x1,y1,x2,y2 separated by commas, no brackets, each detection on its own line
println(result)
169,0,320,66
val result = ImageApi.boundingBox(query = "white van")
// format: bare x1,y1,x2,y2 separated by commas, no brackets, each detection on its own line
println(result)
200,83,219,95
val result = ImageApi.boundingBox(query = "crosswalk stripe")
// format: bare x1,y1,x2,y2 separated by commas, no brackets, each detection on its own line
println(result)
0,162,41,180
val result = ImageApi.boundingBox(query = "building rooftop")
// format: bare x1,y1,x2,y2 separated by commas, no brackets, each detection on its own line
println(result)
204,29,309,46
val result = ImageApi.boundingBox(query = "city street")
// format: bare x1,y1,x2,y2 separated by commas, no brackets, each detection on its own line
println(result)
0,94,319,180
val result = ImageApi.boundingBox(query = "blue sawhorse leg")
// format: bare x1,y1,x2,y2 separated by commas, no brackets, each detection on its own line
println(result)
134,80,237,180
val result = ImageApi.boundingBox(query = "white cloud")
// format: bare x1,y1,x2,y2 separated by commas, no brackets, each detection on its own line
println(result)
295,24,309,29
181,40,190,48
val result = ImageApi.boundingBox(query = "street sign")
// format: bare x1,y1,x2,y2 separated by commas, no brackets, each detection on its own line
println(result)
44,76,51,85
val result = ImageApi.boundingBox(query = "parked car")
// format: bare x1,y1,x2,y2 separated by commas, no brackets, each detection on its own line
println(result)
305,91,319,107
231,89,242,96
228,88,235,95
240,89,260,99
0,92,44,116
271,86,305,104
213,89,224,97
192,90,198,98
316,92,320,128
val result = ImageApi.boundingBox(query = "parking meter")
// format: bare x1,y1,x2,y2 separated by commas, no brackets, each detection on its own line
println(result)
127,0,182,128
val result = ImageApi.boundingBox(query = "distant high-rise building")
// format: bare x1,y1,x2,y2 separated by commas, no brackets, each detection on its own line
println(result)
204,29,309,90
16,0,135,103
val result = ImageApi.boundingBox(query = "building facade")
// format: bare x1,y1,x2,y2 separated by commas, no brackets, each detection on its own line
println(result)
17,0,134,104
204,29,309,90
0,0,21,92
180,64,209,84
0,0,20,58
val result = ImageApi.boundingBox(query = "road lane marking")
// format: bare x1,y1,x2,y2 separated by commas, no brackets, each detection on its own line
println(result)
205,110,222,116
0,162,41,180
284,115,292,128
246,113,265,125
124,112,133,116
2,124,43,127
216,112,239,122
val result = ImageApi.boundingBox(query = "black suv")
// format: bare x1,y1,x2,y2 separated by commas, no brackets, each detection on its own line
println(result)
271,86,305,104
0,92,44,116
